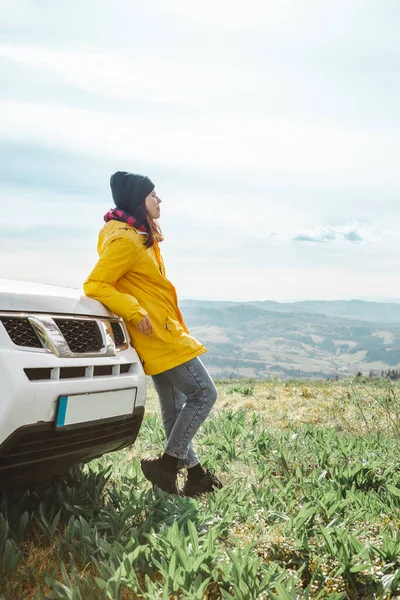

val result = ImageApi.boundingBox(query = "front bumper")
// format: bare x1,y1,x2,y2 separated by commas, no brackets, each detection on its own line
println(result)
0,406,144,488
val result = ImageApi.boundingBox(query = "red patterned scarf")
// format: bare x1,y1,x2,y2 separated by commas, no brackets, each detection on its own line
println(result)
104,208,148,233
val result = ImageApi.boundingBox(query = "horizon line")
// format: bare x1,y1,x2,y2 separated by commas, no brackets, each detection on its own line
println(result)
179,297,400,304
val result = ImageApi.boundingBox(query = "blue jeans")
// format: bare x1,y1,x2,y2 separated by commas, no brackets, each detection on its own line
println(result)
151,357,218,468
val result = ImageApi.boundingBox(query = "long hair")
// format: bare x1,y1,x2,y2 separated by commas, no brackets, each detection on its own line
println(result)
130,201,164,249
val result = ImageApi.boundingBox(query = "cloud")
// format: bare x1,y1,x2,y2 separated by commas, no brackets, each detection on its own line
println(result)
293,231,337,243
292,225,366,244
1,38,399,183
344,230,363,242
0,43,258,107
0,141,105,195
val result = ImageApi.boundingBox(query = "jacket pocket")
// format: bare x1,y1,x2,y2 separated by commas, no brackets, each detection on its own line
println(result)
164,315,184,339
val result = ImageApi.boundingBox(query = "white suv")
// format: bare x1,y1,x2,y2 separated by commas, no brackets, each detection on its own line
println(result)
0,279,146,488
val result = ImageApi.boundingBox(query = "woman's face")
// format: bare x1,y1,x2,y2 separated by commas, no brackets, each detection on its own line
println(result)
145,189,161,219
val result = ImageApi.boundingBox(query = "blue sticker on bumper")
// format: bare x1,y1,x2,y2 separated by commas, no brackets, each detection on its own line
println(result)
57,396,68,427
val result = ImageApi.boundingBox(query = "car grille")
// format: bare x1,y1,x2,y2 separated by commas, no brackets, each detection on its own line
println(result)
54,319,104,353
0,317,42,348
0,315,127,355
110,321,126,349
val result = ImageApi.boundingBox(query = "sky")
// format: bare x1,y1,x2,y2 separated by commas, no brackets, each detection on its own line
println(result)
0,0,399,302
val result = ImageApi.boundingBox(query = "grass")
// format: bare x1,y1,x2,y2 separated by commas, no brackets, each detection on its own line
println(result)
1,378,400,599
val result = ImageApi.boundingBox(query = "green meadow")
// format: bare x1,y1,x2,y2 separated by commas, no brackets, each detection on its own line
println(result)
1,378,400,599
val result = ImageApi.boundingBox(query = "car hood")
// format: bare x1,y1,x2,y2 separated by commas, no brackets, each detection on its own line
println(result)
0,279,115,318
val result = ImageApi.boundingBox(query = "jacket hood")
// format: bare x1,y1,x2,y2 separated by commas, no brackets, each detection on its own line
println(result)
98,220,147,255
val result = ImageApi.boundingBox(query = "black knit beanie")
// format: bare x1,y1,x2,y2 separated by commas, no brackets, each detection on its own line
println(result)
110,171,155,213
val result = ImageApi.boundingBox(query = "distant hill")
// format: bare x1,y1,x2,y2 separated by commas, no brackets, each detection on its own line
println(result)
181,299,400,324
179,299,400,379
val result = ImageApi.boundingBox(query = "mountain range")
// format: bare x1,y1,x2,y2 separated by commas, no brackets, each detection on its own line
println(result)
179,299,400,379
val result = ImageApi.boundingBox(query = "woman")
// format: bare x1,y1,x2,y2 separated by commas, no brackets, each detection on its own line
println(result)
83,171,223,497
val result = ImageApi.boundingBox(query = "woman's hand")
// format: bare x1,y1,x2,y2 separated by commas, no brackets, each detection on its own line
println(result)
136,315,153,335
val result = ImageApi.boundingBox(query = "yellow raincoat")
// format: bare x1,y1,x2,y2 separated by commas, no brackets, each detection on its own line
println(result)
83,220,207,375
